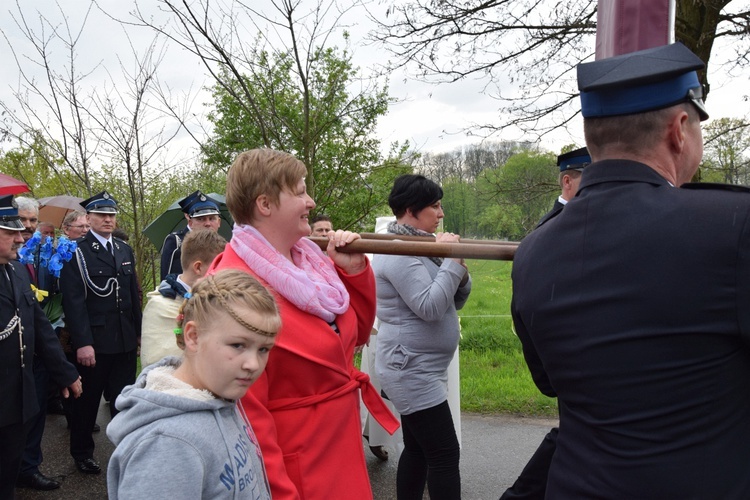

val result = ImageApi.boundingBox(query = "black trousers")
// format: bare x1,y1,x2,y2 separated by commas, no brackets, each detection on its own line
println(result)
0,419,34,500
398,400,461,500
19,357,49,477
499,427,558,500
69,350,136,461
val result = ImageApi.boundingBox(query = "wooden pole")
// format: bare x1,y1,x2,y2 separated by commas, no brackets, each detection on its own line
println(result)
359,232,518,246
309,237,518,261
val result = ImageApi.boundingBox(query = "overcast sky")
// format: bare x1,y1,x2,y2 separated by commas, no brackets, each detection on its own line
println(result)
1,0,748,164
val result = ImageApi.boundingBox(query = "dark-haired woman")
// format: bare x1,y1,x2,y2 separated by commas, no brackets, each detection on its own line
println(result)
374,174,471,500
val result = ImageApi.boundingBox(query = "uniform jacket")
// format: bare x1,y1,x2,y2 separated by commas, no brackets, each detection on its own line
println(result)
535,199,565,228
60,231,141,354
211,245,398,500
0,261,78,426
511,160,750,498
160,227,189,281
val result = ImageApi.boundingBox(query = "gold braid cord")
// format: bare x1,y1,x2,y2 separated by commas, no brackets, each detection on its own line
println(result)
206,277,276,337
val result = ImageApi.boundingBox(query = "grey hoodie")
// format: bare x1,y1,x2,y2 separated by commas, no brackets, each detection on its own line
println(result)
107,357,271,500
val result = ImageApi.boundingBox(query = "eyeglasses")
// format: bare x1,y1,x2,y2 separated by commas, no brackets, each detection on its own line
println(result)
67,225,90,229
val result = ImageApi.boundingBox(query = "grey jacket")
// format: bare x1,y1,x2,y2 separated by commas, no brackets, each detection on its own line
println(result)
107,357,271,500
373,254,471,415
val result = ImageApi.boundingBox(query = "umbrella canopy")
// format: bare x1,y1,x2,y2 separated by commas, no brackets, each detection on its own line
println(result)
0,173,30,196
39,195,85,228
142,193,234,251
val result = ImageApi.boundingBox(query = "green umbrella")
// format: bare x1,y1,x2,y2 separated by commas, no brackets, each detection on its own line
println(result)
142,193,234,251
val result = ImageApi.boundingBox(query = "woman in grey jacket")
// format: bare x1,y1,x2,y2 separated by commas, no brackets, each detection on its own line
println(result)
374,174,471,500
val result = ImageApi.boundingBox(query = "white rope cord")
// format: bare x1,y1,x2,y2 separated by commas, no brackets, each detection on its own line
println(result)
2,267,25,366
75,247,119,300
0,314,20,341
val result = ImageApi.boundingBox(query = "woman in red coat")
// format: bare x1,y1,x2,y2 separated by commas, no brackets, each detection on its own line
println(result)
210,148,399,499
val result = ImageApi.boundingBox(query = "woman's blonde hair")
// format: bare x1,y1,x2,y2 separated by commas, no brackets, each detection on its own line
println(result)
176,269,281,347
226,148,308,225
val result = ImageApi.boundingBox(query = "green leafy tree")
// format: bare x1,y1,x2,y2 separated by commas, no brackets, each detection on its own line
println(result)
700,118,750,184
416,141,534,238
134,0,410,229
478,150,558,239
0,133,74,198
0,2,203,288
371,0,749,139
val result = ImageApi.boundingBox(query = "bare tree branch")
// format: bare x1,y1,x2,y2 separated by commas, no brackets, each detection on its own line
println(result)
369,0,746,141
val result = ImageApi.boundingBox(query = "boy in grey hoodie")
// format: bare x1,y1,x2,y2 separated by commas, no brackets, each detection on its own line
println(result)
107,269,280,499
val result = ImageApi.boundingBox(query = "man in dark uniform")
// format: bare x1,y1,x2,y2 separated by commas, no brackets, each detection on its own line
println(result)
13,196,67,491
501,147,591,500
511,42,750,498
159,190,221,280
535,148,590,228
59,191,141,475
0,195,81,499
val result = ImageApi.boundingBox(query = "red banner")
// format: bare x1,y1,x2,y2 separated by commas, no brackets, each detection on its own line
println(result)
596,0,674,59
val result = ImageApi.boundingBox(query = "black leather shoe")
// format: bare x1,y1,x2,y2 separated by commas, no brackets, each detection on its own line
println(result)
75,458,101,475
47,399,66,415
16,472,61,490
370,445,389,461
67,422,101,432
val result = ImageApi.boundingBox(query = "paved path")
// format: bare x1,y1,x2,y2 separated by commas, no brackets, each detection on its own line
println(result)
16,402,557,500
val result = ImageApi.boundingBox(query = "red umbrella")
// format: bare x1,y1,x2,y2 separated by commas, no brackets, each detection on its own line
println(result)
0,173,30,195
39,195,85,228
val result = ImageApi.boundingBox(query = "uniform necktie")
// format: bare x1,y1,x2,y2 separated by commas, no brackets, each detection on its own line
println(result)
25,263,37,285
106,241,115,265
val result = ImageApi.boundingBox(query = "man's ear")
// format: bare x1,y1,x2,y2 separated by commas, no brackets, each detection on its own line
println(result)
668,109,689,155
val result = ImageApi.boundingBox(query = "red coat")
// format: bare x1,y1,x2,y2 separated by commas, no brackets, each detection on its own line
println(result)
210,246,399,500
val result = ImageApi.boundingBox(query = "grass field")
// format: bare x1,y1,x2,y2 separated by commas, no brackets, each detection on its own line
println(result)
457,260,558,417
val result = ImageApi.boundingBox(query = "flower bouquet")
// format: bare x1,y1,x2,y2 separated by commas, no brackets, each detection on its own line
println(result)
18,231,77,324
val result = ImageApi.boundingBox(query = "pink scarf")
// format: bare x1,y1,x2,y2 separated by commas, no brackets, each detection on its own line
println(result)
230,225,349,322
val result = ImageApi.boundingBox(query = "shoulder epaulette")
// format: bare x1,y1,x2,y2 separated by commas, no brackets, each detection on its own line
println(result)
680,182,750,193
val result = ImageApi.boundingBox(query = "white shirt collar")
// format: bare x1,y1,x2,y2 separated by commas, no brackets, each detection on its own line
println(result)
176,275,192,292
90,230,113,248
